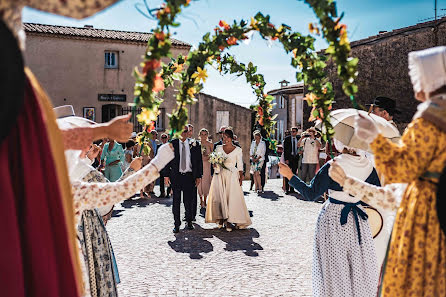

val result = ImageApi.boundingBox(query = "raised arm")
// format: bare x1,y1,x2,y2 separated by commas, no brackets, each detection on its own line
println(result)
72,144,173,214
280,162,332,201
329,161,403,211
367,118,438,183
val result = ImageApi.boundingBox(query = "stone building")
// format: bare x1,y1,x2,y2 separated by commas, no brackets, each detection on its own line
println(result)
267,81,305,143
24,23,253,176
325,17,446,126
24,23,191,128
190,93,253,176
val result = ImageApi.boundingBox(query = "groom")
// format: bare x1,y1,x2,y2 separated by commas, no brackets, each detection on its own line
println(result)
163,126,203,233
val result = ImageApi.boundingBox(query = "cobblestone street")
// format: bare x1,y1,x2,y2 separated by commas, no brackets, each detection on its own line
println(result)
107,179,321,297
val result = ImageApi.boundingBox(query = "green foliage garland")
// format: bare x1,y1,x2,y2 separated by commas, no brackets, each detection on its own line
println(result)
134,0,359,146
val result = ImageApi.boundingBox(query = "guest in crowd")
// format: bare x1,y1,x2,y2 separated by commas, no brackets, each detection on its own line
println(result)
198,128,213,208
122,139,135,172
354,46,446,297
297,128,321,183
283,126,301,193
260,129,270,191
158,133,170,198
100,138,125,182
187,124,195,140
250,130,266,193
367,96,400,128
279,139,381,297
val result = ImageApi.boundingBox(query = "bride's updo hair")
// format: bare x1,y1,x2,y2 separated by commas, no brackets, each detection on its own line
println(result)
224,128,234,140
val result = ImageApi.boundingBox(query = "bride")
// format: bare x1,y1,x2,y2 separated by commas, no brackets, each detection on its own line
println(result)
205,129,252,231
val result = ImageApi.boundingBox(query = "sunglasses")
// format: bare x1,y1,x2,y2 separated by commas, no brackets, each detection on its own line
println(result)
161,136,167,139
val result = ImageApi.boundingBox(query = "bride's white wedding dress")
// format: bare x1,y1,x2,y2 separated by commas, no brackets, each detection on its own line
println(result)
205,145,252,228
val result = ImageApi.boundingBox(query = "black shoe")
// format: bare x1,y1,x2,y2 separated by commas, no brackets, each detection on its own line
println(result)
158,193,166,198
173,226,180,233
285,190,290,194
187,222,194,230
182,217,187,221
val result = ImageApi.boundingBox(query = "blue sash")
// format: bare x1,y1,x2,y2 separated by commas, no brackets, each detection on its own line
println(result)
329,197,368,245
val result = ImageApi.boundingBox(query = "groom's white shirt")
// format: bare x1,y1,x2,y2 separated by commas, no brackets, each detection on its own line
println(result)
179,138,192,173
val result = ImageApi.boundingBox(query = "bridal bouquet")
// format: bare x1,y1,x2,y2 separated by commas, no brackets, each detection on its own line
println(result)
209,151,228,174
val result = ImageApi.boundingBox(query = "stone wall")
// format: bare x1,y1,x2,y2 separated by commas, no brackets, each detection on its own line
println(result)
190,93,253,178
325,17,446,125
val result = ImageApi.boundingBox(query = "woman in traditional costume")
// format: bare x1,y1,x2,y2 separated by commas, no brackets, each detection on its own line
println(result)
279,140,381,297
0,1,129,296
354,46,446,297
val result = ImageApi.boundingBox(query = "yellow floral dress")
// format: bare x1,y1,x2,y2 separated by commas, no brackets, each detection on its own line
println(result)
370,118,446,297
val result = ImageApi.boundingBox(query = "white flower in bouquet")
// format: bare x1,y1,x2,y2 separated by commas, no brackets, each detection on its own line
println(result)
209,151,228,173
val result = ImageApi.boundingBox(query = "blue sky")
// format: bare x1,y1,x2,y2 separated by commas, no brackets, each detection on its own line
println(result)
23,0,435,107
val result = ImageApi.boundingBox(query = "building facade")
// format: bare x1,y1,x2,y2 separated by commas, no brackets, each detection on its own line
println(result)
24,23,191,130
267,82,305,143
325,17,446,127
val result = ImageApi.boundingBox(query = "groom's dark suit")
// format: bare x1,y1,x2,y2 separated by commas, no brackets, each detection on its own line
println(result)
162,138,202,227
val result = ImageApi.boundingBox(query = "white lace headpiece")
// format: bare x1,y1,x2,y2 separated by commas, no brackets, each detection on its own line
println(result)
408,46,446,94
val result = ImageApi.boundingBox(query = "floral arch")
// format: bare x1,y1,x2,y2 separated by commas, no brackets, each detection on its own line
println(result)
133,0,359,149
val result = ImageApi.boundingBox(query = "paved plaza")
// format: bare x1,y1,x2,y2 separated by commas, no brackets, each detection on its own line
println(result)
107,179,322,297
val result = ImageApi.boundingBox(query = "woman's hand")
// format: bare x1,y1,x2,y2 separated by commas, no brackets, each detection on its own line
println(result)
98,114,133,142
130,157,142,171
328,161,347,187
87,144,100,160
278,162,294,180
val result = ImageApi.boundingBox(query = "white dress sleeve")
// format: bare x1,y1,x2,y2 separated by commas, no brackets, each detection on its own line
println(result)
342,176,406,211
236,147,244,172
72,163,159,214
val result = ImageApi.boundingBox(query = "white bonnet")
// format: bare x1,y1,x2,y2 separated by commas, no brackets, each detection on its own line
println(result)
408,46,446,94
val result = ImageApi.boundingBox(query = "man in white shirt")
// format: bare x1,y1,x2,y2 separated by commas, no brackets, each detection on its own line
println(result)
297,127,321,183
283,126,301,194
163,126,203,233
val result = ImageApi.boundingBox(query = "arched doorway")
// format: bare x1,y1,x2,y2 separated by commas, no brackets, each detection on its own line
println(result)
102,104,123,123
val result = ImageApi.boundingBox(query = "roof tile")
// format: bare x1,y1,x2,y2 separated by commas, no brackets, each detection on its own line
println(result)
23,23,191,47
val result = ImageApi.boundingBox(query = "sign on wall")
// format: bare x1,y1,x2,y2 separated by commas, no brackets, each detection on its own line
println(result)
98,94,126,102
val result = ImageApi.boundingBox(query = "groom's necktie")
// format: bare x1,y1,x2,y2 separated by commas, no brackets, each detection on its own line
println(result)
181,141,186,172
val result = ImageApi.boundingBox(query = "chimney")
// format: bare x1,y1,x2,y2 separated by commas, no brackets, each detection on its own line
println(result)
279,80,290,88
84,25,94,28
378,30,387,34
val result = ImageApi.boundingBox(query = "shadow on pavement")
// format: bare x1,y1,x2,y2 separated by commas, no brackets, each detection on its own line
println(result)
168,224,263,259
257,190,283,201
168,224,214,259
120,196,173,209
214,228,263,257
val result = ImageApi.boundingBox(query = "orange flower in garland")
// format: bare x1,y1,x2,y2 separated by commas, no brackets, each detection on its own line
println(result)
152,74,165,92
305,93,318,105
155,32,166,41
257,105,264,116
219,20,230,30
142,59,161,75
218,45,225,51
226,36,238,45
